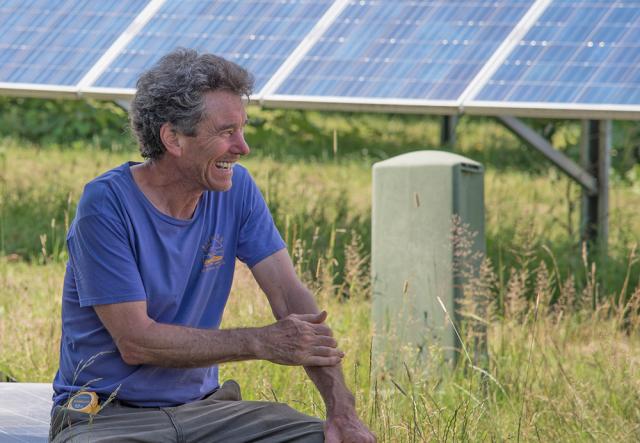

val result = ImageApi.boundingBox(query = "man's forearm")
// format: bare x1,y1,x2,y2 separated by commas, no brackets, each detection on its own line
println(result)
305,364,356,415
98,302,342,369
118,322,262,367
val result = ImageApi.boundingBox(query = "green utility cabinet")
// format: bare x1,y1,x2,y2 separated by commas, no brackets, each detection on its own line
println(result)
372,151,485,369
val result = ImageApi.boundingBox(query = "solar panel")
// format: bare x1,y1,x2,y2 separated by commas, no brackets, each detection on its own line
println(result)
0,383,52,442
274,0,535,101
0,0,638,119
92,0,334,92
0,0,149,86
475,0,640,105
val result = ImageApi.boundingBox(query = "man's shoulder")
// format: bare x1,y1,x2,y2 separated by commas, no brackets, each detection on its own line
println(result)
76,163,134,218
86,162,133,188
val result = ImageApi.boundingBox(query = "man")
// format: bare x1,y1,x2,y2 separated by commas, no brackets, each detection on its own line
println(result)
50,48,375,443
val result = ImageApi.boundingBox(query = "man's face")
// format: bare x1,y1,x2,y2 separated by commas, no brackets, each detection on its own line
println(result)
175,90,249,192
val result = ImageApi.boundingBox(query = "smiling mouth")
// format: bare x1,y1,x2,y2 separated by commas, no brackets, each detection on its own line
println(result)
215,161,234,170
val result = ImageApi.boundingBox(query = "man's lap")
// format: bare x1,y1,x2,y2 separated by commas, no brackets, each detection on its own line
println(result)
50,380,324,443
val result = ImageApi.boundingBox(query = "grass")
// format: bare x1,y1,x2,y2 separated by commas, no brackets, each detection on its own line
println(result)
2,133,638,293
2,254,640,441
1,108,640,441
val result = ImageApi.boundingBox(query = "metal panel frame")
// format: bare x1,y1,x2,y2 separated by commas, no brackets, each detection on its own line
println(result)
0,82,78,99
82,86,261,105
80,86,137,101
464,101,640,120
4,86,640,121
261,94,459,115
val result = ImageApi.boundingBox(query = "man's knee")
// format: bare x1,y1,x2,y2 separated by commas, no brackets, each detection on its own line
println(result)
256,402,324,442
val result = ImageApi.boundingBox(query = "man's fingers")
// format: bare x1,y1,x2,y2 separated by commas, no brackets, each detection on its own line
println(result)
291,311,327,324
312,346,343,357
315,335,338,348
304,355,343,367
310,310,328,323
311,323,333,337
302,346,344,366
264,313,342,366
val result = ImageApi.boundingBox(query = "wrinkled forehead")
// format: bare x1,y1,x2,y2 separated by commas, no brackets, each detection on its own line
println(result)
200,90,247,125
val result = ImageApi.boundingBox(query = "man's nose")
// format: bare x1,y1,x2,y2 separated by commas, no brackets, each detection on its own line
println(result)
232,132,250,156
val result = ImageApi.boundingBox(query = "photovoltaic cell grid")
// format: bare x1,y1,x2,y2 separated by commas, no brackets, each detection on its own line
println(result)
0,383,52,442
275,0,534,101
0,0,149,86
476,1,640,105
94,0,333,91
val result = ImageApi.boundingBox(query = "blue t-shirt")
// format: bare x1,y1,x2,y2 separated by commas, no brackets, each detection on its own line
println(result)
52,162,285,407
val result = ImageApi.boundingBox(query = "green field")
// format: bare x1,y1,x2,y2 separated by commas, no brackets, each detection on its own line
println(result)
1,105,640,441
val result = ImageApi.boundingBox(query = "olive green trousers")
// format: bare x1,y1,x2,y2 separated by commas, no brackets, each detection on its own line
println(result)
50,380,324,443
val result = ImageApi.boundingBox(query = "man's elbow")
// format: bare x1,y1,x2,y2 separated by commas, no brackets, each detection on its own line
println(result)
116,336,148,366
113,320,157,366
94,302,156,366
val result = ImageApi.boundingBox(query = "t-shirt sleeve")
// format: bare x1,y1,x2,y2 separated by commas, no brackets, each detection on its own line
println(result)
236,172,286,268
68,213,147,307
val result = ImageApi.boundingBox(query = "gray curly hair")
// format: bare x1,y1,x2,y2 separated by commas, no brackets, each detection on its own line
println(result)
130,48,254,160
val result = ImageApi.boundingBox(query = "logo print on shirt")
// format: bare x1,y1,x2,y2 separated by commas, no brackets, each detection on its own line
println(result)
202,235,224,272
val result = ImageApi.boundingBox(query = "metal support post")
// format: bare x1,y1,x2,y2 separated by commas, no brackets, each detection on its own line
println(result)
580,120,610,256
498,116,597,193
440,115,458,148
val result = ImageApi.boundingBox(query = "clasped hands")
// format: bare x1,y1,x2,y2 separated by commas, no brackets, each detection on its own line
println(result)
257,311,344,367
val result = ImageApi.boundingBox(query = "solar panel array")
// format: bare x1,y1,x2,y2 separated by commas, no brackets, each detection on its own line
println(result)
0,0,639,119
0,0,148,86
0,383,52,442
475,0,640,105
94,0,334,91
275,0,533,101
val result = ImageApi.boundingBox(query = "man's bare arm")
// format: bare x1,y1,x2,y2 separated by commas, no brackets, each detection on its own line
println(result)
251,249,376,443
93,301,342,368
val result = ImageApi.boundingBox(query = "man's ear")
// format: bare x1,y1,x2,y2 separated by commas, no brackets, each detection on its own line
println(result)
159,122,182,157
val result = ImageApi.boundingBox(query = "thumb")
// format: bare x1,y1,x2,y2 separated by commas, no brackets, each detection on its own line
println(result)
292,311,327,324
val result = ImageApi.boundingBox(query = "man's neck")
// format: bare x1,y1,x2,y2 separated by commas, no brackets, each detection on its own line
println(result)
130,160,202,220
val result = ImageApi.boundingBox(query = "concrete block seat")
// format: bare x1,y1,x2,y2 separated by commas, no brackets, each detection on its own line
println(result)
0,383,52,442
